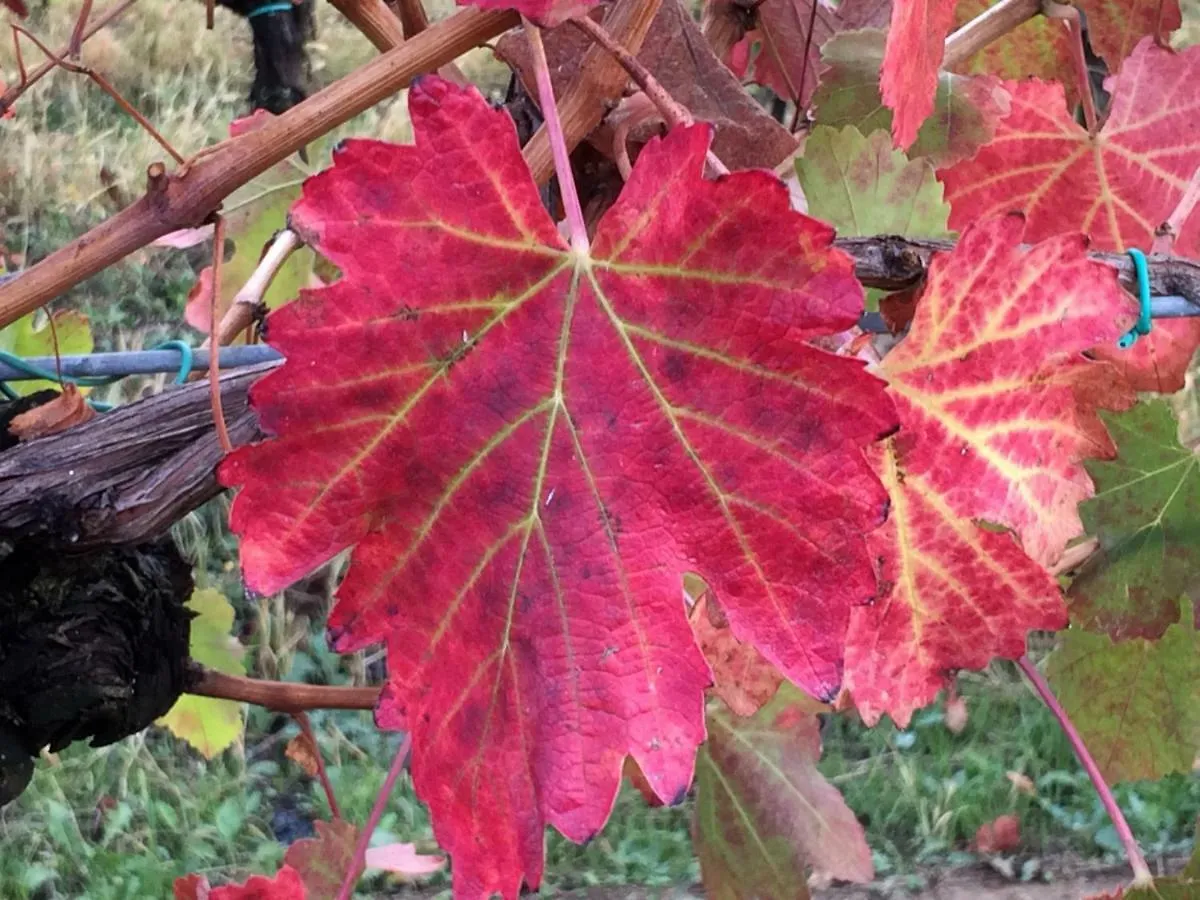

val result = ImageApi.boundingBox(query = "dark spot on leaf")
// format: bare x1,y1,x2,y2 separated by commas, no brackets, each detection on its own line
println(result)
668,784,688,807
663,352,688,383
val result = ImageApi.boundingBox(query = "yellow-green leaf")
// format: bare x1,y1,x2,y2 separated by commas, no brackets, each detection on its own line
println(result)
157,588,246,758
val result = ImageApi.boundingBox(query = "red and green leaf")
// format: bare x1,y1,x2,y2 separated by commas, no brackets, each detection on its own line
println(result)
693,686,873,897
1048,603,1200,783
795,125,952,238
812,30,1011,167
222,77,896,898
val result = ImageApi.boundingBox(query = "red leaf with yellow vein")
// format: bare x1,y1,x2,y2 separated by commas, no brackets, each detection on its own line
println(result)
222,77,896,898
940,40,1200,392
878,214,1135,567
940,41,1200,255
844,439,1066,727
881,0,960,149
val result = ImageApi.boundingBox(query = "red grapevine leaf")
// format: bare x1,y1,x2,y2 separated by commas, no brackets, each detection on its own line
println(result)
1091,319,1200,394
939,40,1200,390
1,1,27,16
881,0,960,149
222,77,896,898
940,41,1200,257
844,440,1066,727
877,215,1136,567
1083,0,1181,72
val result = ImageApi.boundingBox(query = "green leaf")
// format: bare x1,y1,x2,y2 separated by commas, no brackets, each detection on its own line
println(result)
157,588,246,758
0,310,94,396
795,126,952,239
1069,400,1200,641
693,686,872,899
1048,603,1200,784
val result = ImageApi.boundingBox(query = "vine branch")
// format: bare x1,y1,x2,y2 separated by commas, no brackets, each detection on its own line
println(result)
185,662,382,713
0,5,519,330
943,0,1044,69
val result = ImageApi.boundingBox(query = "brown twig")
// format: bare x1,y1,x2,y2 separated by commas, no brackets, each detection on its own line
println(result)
0,5,519,329
569,14,730,176
208,215,234,454
67,0,95,59
1,0,139,115
943,0,1043,70
328,0,406,51
393,0,431,36
10,23,185,164
186,662,382,712
570,15,692,129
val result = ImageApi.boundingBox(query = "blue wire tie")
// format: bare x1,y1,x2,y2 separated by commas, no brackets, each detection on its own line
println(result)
1119,249,1153,349
248,2,295,17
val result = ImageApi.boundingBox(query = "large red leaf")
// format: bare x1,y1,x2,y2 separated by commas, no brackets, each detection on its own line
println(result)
222,77,896,898
877,215,1135,567
881,0,961,149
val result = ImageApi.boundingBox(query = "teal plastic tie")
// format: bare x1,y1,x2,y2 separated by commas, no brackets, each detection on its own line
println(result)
155,340,195,385
1118,249,1153,349
0,340,195,411
248,2,294,17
